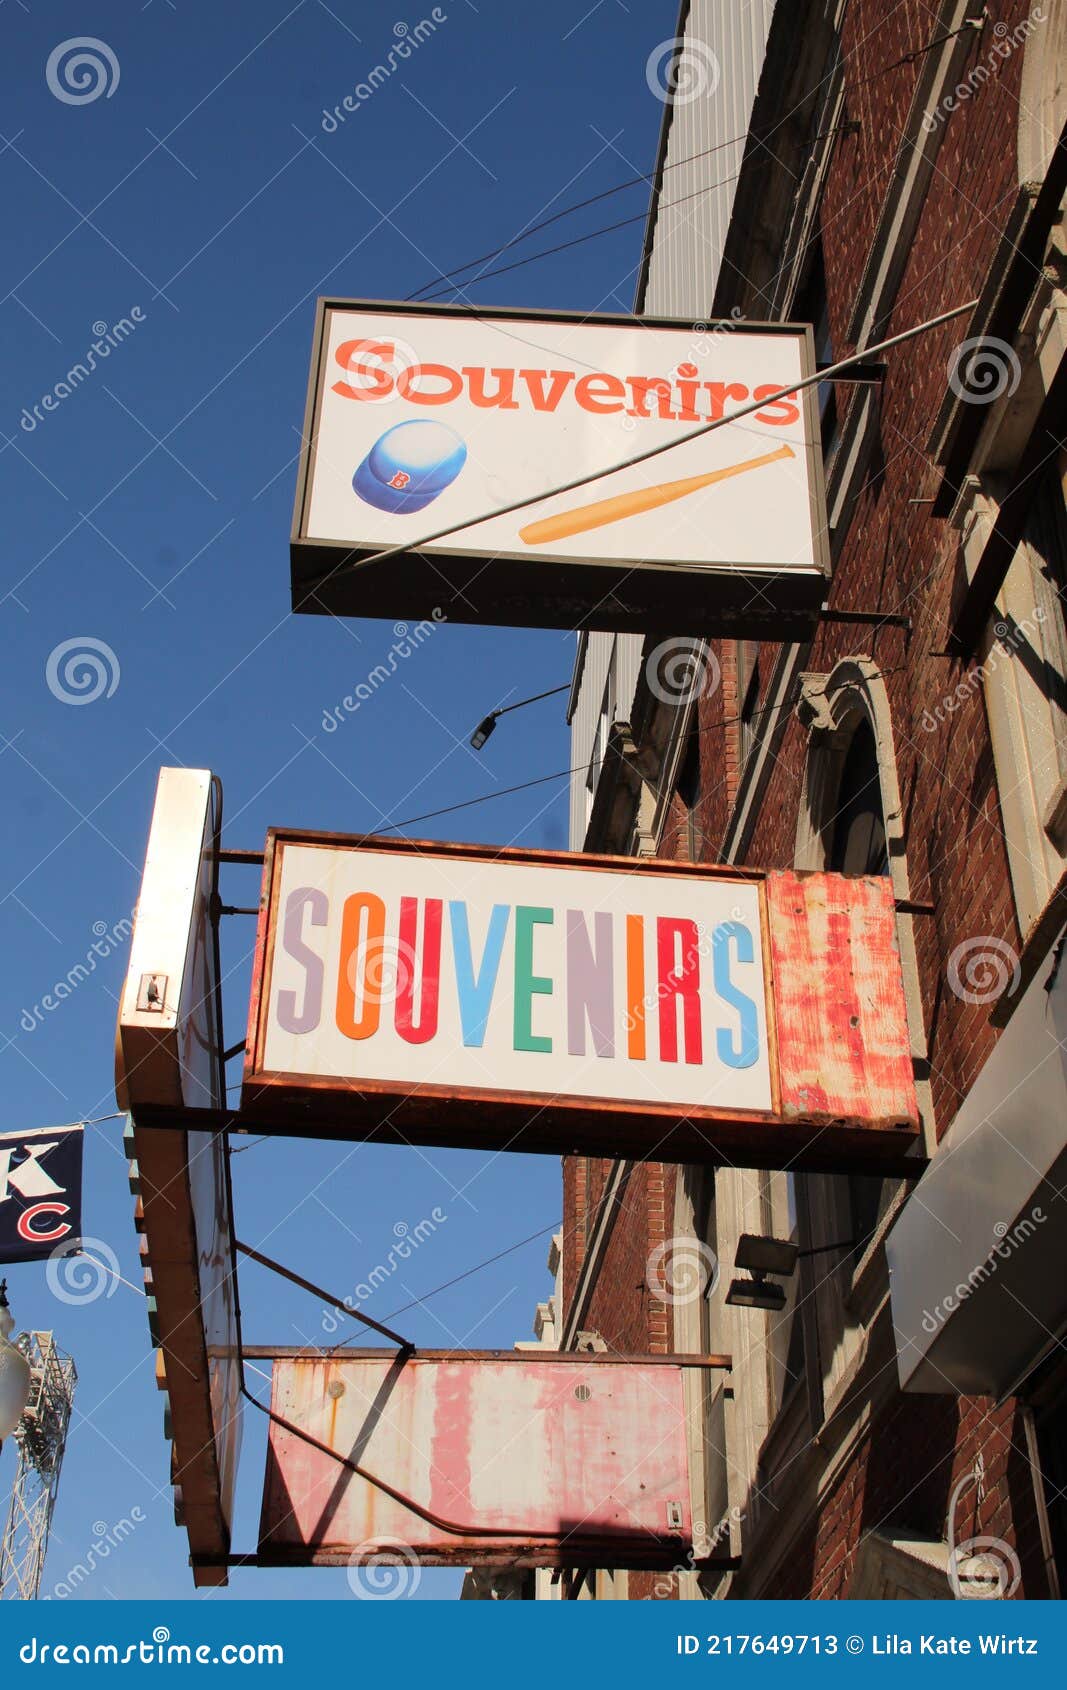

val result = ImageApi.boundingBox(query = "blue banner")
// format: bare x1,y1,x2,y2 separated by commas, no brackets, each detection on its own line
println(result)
0,1126,83,1264
0,1600,1061,1684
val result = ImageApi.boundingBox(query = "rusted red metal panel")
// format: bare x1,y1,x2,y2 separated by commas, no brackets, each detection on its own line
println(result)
258,1355,694,1567
765,871,919,1131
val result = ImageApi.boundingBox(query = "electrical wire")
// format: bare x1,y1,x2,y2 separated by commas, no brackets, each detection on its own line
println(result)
331,1220,562,1346
404,129,759,300
403,16,976,304
373,658,913,836
416,174,745,303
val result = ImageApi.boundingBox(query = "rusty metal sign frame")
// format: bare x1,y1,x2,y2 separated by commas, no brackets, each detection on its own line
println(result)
210,1173,735,1575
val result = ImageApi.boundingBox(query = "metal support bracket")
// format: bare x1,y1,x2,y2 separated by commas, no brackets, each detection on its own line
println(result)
235,1239,415,1354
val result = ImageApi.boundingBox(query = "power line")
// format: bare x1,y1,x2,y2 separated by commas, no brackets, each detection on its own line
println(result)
416,174,744,303
374,657,914,837
405,130,757,300
417,123,856,304
331,1220,561,1345
402,10,965,306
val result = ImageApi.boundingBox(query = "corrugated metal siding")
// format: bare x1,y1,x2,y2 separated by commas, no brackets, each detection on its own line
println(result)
643,0,777,320
569,2,776,847
568,633,644,849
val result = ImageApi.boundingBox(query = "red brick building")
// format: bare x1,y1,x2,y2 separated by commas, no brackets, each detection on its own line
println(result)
562,0,1066,1600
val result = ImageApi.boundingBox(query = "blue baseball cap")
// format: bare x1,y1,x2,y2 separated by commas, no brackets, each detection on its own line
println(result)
353,420,468,514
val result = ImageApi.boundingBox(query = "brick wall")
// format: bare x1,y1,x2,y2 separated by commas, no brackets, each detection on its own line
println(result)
562,0,1052,1599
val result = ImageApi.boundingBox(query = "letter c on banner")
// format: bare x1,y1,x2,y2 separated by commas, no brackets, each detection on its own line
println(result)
17,1201,72,1243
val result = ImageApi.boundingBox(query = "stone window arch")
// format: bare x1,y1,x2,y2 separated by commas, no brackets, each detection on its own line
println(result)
795,658,910,905
791,659,930,1412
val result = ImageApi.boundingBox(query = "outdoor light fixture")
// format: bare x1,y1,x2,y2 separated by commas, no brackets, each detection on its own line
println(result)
724,1233,856,1310
0,1280,32,1446
735,1233,799,1278
469,684,569,750
725,1234,798,1312
726,1277,787,1311
470,713,498,751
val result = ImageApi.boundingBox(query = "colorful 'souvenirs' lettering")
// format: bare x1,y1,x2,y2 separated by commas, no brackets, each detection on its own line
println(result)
566,910,614,1059
336,891,386,1040
274,884,765,1069
712,921,760,1068
395,896,442,1045
513,906,553,1054
277,887,326,1034
657,916,703,1065
449,902,509,1047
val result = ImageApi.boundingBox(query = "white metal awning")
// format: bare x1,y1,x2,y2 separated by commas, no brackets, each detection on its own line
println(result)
888,924,1067,1397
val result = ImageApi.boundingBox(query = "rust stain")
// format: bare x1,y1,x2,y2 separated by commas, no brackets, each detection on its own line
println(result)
260,1356,692,1556
766,871,918,1131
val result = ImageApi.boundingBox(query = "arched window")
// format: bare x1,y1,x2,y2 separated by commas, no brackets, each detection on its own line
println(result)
794,661,926,1359
827,718,889,877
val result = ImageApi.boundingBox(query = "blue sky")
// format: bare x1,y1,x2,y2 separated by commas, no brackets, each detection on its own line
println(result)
0,0,679,1601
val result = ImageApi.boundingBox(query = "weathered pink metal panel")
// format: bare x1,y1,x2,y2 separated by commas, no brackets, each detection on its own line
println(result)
765,871,919,1130
259,1355,693,1565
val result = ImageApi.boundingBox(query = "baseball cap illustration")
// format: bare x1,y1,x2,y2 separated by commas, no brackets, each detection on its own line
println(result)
353,420,467,514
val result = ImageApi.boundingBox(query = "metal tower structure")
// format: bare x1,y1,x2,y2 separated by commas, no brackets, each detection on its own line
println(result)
0,1332,77,1600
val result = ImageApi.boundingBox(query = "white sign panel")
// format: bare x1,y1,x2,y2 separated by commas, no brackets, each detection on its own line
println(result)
253,842,772,1115
291,301,829,636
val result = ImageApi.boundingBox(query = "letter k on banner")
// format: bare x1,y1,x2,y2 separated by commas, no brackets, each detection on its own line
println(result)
0,1125,84,1263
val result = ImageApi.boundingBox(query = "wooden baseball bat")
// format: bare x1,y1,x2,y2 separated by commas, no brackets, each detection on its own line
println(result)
518,443,795,546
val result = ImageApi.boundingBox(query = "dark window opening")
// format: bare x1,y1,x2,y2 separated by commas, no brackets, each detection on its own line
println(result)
677,723,703,862
738,642,760,768
828,716,891,1256
793,231,838,457
828,718,888,876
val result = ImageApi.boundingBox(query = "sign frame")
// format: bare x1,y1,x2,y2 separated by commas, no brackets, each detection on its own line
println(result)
290,297,831,637
115,767,242,1587
254,1348,722,1571
242,832,921,1175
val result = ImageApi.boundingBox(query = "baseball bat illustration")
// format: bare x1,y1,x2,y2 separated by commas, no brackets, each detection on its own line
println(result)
518,442,795,546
